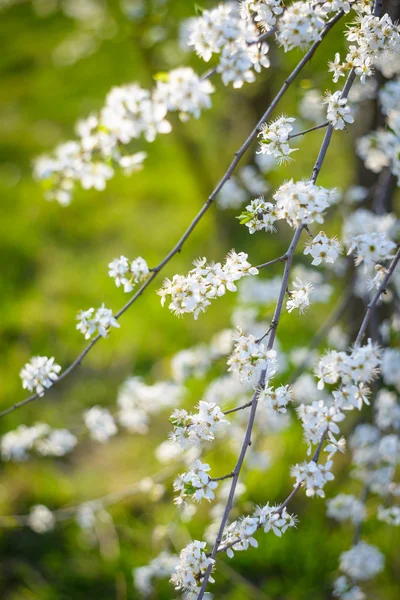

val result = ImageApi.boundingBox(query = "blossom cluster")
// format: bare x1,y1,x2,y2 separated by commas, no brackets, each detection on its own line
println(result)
324,91,354,130
239,180,338,234
170,540,215,597
34,66,214,204
173,459,218,507
358,76,400,186
304,231,343,266
277,1,326,52
257,116,298,163
187,3,271,88
218,503,297,558
227,330,278,386
273,180,337,228
169,401,228,449
117,377,185,434
108,255,149,293
260,384,292,414
1,423,77,461
240,0,283,30
329,14,400,84
158,251,258,319
20,356,62,397
76,303,119,339
286,278,314,314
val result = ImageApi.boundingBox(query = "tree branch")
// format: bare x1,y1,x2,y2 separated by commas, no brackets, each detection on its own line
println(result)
0,11,345,421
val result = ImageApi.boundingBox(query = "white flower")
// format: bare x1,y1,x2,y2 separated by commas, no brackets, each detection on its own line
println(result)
169,401,228,449
238,196,277,234
240,0,284,33
254,503,297,537
377,505,400,526
84,406,117,443
227,330,278,386
108,255,149,293
277,1,325,52
273,179,337,227
134,551,178,596
326,494,366,523
333,576,366,600
304,231,342,265
297,401,345,452
339,542,385,581
291,460,334,498
260,385,292,413
28,505,55,534
257,116,298,164
20,356,61,397
324,91,354,130
187,3,270,87
35,429,78,457
219,516,259,558
346,231,396,270
154,67,214,121
173,459,218,506
286,278,313,314
171,540,214,595
158,251,258,319
1,423,49,461
76,304,120,339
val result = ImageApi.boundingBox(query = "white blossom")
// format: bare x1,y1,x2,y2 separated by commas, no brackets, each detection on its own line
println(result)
84,406,117,442
291,460,334,497
286,278,313,314
169,401,228,449
154,67,214,121
28,505,55,534
108,255,149,293
339,542,385,581
260,385,292,413
277,1,325,52
173,459,218,506
324,91,354,130
273,179,337,227
170,540,215,596
20,356,61,397
238,196,277,234
257,116,298,164
158,251,258,319
326,493,366,523
76,304,120,339
227,330,278,386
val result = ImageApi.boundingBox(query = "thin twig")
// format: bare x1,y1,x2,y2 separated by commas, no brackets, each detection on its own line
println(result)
224,401,253,416
0,11,345,421
355,246,400,346
211,473,235,482
288,121,329,140
257,254,287,269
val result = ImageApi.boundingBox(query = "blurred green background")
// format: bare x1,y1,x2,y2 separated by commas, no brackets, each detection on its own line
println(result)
0,1,399,598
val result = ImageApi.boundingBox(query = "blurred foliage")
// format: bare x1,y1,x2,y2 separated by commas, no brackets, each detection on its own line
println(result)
0,1,399,599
